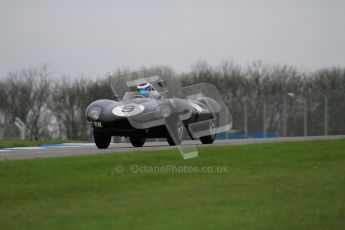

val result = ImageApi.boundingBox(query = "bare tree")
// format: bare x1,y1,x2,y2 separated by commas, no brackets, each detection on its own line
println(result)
26,65,52,140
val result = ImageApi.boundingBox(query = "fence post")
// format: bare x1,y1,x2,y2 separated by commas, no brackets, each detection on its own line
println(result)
303,96,308,136
324,96,328,136
283,96,287,137
263,99,266,138
244,102,248,138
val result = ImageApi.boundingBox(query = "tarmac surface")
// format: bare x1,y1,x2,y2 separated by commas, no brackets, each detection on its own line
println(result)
0,135,344,161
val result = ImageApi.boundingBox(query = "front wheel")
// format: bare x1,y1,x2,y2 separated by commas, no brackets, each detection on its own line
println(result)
167,120,184,146
93,130,111,149
129,136,146,147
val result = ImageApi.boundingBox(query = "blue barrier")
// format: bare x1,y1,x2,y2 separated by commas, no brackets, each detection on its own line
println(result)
216,132,278,140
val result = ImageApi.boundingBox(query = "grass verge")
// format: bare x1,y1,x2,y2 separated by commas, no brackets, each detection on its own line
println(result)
0,139,344,229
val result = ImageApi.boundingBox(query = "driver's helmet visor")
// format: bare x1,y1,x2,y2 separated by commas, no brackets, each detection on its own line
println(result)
137,88,150,94
137,83,152,95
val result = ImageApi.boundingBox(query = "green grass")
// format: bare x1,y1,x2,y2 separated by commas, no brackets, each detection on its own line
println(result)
0,139,344,229
0,139,86,148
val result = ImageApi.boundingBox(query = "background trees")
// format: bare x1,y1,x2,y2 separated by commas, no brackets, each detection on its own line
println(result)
0,62,344,140
180,61,345,137
0,66,50,139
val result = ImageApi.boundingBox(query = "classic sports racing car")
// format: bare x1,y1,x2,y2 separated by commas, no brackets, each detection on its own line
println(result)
86,67,232,149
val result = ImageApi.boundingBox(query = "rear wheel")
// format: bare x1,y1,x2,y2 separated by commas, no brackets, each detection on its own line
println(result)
129,136,146,147
200,119,216,144
200,134,216,144
167,120,184,146
93,131,111,149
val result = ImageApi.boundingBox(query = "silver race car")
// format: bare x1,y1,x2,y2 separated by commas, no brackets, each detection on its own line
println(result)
86,67,232,149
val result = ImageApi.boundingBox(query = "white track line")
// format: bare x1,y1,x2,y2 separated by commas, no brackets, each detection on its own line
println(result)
3,147,45,150
0,149,12,152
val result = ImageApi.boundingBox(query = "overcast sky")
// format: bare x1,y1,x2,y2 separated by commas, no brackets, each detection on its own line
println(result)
1,0,344,78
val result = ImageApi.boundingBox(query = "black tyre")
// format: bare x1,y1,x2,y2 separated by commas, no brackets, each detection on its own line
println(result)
200,119,216,144
167,120,184,146
167,136,176,146
129,136,146,147
93,130,111,149
200,134,216,144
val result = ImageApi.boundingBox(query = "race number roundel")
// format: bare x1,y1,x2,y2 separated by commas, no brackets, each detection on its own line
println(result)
112,103,145,117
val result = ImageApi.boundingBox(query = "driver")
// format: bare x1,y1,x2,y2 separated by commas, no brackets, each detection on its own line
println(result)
136,82,161,99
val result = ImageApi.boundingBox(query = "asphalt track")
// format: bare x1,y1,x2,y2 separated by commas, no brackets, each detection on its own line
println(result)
0,135,344,161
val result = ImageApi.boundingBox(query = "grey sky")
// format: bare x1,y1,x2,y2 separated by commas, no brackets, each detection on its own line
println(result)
1,0,345,78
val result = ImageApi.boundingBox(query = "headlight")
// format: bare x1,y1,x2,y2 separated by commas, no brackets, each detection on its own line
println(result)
88,107,101,120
